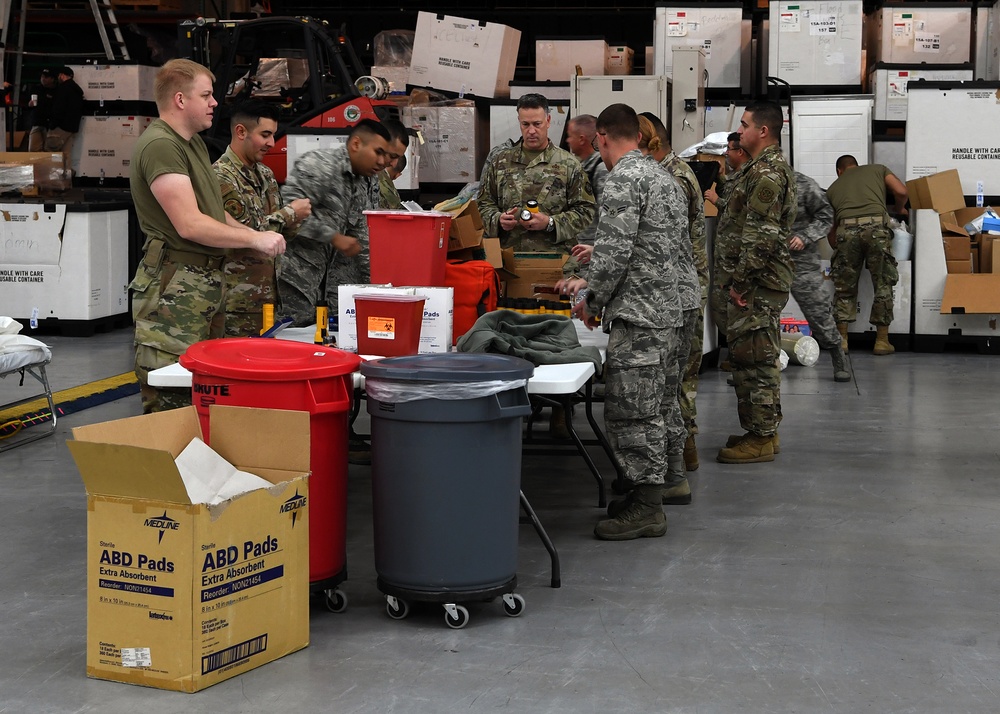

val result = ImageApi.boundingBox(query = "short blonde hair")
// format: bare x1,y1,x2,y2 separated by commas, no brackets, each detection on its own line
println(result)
154,59,215,111
638,116,661,154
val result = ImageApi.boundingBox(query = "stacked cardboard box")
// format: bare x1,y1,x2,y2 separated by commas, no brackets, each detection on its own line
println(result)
69,406,311,693
906,169,1000,314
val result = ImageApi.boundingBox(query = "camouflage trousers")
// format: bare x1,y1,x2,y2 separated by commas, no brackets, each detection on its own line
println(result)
709,270,731,341
224,249,277,338
679,306,703,436
726,285,788,437
832,223,898,326
277,239,368,327
790,250,840,350
604,320,683,487
130,243,226,413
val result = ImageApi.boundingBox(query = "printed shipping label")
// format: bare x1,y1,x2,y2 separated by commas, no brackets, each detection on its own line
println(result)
121,647,151,668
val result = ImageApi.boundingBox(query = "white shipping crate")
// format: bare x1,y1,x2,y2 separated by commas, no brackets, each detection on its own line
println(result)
869,5,977,66
72,115,154,179
69,63,158,102
409,12,521,98
508,82,572,101
401,105,485,183
0,204,130,322
905,81,1000,197
653,4,745,88
535,39,608,82
769,1,865,86
571,75,669,126
870,64,973,121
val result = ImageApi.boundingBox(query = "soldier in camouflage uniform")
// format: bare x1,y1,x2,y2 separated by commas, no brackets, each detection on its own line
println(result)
378,154,406,209
706,132,750,340
130,60,285,413
478,94,595,255
277,119,393,326
214,100,311,337
565,114,608,247
639,112,710,474
560,103,697,541
826,155,909,356
377,119,409,210
717,102,797,464
788,171,850,382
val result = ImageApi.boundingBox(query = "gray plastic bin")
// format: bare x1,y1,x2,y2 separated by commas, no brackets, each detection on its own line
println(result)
360,353,534,628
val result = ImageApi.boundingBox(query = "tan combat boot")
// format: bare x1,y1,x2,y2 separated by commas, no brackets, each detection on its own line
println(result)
726,432,780,454
683,433,699,471
873,325,895,355
717,433,776,464
837,322,850,353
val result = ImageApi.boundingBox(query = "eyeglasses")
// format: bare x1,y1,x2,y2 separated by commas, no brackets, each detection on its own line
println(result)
724,146,742,155
591,132,606,151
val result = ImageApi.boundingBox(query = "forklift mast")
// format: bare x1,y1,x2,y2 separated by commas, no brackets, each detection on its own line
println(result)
178,16,399,181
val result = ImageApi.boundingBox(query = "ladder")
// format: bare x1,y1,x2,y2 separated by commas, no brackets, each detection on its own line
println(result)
89,0,132,62
0,0,131,121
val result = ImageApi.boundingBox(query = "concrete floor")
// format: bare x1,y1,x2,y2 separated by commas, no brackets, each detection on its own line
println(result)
2,326,999,713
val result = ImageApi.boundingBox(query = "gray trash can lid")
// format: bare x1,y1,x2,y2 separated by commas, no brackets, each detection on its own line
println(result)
360,353,534,382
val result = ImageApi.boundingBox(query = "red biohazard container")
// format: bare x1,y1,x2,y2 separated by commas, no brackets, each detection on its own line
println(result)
179,338,361,609
353,294,426,357
365,209,452,286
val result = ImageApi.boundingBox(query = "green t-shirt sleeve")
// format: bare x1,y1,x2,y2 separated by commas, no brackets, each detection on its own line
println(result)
138,135,193,184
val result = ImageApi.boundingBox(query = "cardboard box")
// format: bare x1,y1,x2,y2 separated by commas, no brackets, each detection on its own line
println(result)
500,250,569,298
411,285,454,353
535,39,608,81
409,12,521,98
942,235,971,261
941,273,1000,313
337,284,452,354
0,152,70,193
980,235,999,274
443,200,484,251
70,63,158,102
68,406,311,693
606,45,635,75
401,105,486,183
946,259,972,274
906,169,965,215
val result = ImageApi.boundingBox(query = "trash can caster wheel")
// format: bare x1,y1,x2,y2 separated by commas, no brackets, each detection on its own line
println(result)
386,595,410,620
324,588,348,613
501,592,525,617
444,603,470,629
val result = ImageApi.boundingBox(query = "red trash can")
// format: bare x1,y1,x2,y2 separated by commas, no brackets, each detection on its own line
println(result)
365,209,452,286
179,338,361,612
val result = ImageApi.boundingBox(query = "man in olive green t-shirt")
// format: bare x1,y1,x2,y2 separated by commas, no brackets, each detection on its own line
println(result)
825,155,908,356
129,59,286,413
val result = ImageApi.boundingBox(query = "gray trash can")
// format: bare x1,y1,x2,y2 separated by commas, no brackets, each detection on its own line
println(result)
360,353,534,628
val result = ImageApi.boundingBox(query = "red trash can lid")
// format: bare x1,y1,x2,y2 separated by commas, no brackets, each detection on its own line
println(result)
180,338,361,381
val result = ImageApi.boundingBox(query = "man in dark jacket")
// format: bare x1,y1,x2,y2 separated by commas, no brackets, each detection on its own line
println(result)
28,69,57,151
44,66,84,174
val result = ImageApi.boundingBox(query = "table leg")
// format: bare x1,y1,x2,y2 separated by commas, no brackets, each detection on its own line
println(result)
519,490,560,588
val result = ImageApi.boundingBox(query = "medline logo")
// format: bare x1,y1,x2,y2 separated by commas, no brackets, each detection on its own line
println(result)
280,490,307,527
144,512,179,543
